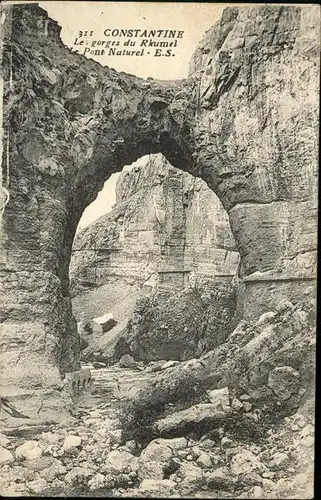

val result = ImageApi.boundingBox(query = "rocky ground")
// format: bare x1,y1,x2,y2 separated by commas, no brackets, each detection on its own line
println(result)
0,360,314,498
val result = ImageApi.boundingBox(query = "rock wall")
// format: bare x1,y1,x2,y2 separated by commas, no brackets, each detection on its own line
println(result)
0,3,318,392
70,154,238,308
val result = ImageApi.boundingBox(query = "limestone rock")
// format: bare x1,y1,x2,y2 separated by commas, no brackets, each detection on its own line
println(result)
196,451,212,469
179,462,203,485
207,386,230,410
0,1,318,427
230,450,265,476
0,434,10,448
0,445,14,465
26,478,48,494
155,402,229,435
64,466,93,486
119,354,136,368
268,366,300,400
232,397,243,411
15,441,42,461
88,473,106,490
62,435,82,453
207,467,233,488
106,449,137,474
139,478,176,493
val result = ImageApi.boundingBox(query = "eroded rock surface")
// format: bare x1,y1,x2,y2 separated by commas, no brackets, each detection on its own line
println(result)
0,3,318,393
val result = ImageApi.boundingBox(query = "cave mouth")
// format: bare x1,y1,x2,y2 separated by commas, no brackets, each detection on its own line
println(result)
68,153,241,368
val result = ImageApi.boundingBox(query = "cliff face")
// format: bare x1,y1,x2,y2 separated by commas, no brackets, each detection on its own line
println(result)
188,5,319,315
70,154,239,304
0,3,318,390
70,154,239,362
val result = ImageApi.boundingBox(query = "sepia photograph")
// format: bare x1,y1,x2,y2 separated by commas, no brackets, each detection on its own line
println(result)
0,0,319,497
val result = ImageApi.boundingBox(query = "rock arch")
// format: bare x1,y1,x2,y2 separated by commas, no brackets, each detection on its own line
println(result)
0,3,318,391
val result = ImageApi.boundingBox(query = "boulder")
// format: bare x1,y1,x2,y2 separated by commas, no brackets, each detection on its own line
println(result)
207,467,234,488
62,435,82,453
119,354,136,368
0,434,10,448
154,402,229,435
88,473,106,490
231,397,243,411
26,478,48,494
230,450,265,476
138,461,164,481
139,478,176,493
145,360,168,373
106,449,138,474
140,439,173,463
15,441,42,461
179,462,203,486
0,445,14,465
64,466,93,486
93,313,117,333
196,451,212,468
267,366,300,400
207,386,230,410
25,456,54,471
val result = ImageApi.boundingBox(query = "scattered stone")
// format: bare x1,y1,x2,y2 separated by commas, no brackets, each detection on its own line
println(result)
179,462,203,486
15,441,42,461
0,434,10,448
106,449,137,474
40,432,60,444
230,450,265,476
196,451,212,469
207,386,229,410
257,311,276,325
271,452,288,468
232,398,243,411
0,445,14,465
25,455,54,471
123,440,137,454
221,436,233,448
88,473,106,490
165,437,188,451
145,360,167,372
92,361,107,369
200,439,215,449
300,424,314,438
140,439,173,463
39,459,67,481
107,429,122,446
207,467,232,488
155,402,229,434
26,478,48,494
138,460,164,480
62,435,82,453
139,478,176,492
243,402,252,412
291,309,308,333
64,466,93,486
276,299,294,313
119,354,136,368
239,394,251,401
268,366,300,400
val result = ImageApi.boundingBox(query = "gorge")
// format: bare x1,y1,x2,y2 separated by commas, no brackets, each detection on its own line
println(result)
0,3,318,498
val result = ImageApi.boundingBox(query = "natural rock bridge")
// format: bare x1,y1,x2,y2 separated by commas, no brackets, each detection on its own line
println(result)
0,3,319,411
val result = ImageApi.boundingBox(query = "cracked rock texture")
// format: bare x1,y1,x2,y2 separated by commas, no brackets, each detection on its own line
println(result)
70,153,238,300
0,3,319,390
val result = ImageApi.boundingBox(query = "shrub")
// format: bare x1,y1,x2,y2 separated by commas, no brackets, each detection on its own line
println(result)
119,370,208,445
